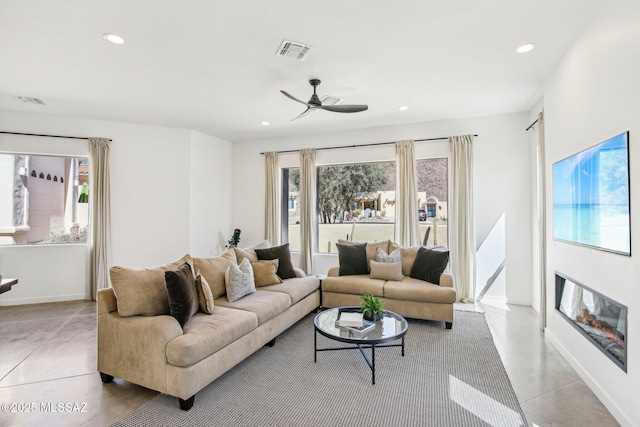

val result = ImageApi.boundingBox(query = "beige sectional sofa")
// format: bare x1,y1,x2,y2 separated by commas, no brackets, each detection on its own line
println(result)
321,240,457,328
97,244,320,410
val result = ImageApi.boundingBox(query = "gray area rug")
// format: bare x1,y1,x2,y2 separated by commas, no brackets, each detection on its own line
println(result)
112,311,527,427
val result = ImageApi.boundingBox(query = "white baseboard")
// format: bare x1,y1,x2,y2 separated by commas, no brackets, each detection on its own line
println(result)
545,329,633,427
0,293,88,306
505,297,532,306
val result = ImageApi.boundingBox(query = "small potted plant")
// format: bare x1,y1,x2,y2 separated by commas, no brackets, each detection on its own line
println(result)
360,294,384,321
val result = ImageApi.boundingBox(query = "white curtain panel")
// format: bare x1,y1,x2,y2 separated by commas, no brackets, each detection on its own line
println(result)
264,152,279,245
536,112,547,330
89,138,112,300
299,148,316,274
449,135,476,302
395,140,421,246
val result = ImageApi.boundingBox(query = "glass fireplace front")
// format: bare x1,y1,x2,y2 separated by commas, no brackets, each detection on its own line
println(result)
555,272,627,372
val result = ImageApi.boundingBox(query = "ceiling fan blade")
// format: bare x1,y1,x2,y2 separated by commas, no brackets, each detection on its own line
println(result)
281,90,310,106
320,104,368,113
291,106,316,121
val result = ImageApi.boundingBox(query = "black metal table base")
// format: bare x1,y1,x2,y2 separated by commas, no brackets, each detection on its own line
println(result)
314,330,405,384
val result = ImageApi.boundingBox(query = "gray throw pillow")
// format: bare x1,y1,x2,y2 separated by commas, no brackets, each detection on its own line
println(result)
375,247,401,263
224,258,256,302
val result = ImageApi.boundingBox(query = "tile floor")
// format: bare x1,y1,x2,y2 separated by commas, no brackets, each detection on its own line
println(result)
0,299,620,426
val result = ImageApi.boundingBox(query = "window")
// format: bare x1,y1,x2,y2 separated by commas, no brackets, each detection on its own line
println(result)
281,167,300,251
281,157,448,253
416,158,448,247
316,161,394,253
0,154,89,245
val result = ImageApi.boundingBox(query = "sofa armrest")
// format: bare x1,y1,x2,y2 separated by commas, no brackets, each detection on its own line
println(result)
439,272,455,288
98,301,183,392
97,287,117,315
294,268,306,278
327,266,339,277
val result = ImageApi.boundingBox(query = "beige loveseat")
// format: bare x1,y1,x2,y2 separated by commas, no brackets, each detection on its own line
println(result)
321,240,457,328
98,243,320,410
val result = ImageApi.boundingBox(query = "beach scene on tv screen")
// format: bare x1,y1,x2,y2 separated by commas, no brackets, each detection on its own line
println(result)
553,132,630,254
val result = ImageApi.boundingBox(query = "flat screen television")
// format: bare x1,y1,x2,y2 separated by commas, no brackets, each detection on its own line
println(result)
552,131,630,255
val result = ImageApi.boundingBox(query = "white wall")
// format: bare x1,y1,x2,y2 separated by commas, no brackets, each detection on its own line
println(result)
529,98,544,314
189,130,233,257
542,1,640,425
232,112,532,305
0,110,232,305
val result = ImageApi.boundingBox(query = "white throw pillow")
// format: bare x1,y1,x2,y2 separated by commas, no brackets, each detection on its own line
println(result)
375,247,401,263
224,258,256,302
369,260,403,281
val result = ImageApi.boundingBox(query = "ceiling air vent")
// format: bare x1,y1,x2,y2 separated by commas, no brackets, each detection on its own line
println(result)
18,96,46,106
276,40,312,61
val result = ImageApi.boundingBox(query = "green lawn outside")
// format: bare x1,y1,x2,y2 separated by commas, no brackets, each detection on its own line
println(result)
287,222,448,253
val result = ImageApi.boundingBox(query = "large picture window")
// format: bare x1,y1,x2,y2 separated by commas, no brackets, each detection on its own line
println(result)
0,153,89,245
315,161,395,253
281,156,448,253
417,158,448,247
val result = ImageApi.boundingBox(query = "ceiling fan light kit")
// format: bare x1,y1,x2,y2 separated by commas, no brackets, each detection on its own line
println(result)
281,79,368,121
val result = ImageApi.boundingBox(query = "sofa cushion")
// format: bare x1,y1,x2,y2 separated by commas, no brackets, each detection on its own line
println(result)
255,243,296,280
110,254,193,317
410,247,450,284
259,276,319,305
251,259,283,287
384,277,457,304
234,240,271,264
166,306,258,367
224,258,256,302
165,263,200,327
322,275,385,297
195,272,214,314
215,290,291,325
400,246,421,276
369,260,403,282
193,250,236,299
336,243,368,276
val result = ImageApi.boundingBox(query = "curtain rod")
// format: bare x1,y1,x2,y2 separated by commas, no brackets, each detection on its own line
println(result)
525,119,539,131
260,134,478,155
0,131,112,142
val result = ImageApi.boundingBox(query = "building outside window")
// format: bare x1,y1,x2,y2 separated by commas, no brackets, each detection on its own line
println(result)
0,153,89,245
417,157,448,247
281,157,448,253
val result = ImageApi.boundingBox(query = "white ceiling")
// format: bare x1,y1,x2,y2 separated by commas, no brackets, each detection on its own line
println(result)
0,0,602,142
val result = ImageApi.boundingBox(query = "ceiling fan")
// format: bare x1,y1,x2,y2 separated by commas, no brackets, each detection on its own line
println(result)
280,79,368,121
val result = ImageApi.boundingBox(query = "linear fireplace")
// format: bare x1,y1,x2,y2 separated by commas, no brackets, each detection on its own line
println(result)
555,272,627,372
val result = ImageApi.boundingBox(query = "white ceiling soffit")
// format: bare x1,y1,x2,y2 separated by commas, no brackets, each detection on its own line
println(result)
0,1,603,142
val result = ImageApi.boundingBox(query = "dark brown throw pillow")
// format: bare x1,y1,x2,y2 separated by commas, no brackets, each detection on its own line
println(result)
165,263,199,327
410,247,450,284
336,242,369,276
255,243,296,279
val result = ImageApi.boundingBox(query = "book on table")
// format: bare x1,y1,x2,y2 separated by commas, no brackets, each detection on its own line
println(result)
338,311,364,327
336,319,376,335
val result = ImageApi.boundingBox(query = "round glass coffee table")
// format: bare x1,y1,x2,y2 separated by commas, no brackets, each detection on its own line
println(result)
313,306,408,384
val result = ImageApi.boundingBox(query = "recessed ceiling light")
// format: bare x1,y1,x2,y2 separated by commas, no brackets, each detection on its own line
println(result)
398,106,409,111
516,43,535,53
103,33,125,45
261,121,270,126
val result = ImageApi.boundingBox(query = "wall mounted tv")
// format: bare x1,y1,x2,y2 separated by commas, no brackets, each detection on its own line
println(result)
553,131,630,255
